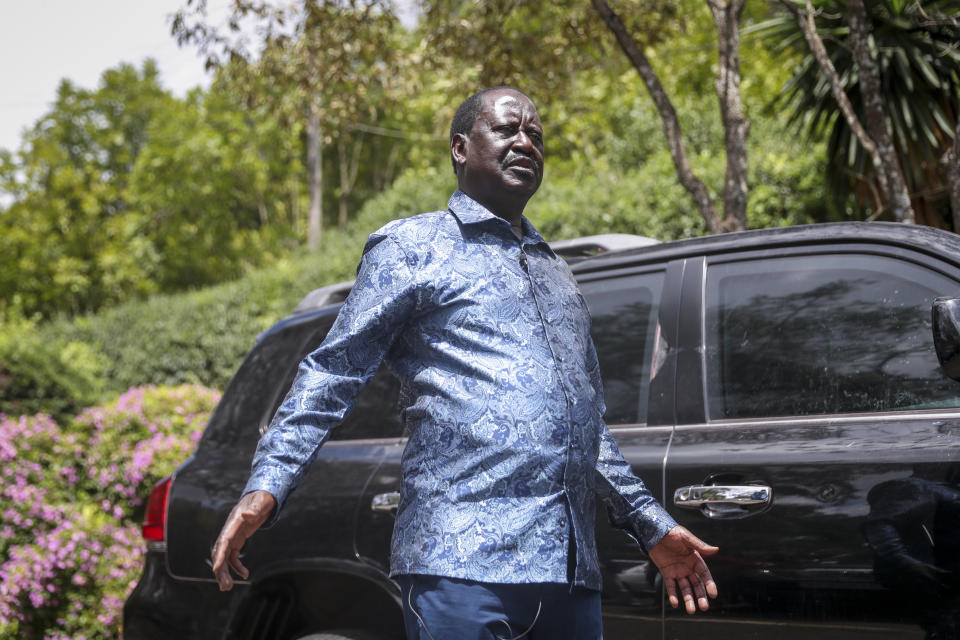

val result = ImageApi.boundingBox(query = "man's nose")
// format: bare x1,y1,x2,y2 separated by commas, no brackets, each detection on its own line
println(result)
512,130,534,151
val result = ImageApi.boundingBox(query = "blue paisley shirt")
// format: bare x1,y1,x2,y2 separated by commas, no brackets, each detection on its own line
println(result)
244,190,677,590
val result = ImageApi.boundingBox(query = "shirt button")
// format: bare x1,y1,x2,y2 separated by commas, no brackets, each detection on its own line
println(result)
559,518,566,527
568,442,574,450
557,355,565,362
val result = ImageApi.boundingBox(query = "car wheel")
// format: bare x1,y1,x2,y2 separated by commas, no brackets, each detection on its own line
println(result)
292,631,390,640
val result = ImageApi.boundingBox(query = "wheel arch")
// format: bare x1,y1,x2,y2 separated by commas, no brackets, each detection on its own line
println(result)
225,559,404,640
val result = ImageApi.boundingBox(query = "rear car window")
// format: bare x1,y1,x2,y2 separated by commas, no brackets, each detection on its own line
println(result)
705,253,960,419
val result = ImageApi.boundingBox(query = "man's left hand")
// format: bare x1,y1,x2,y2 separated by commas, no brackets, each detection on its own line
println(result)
649,525,719,614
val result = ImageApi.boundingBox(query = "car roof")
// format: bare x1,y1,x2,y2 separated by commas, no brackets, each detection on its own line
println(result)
264,222,960,341
569,221,960,275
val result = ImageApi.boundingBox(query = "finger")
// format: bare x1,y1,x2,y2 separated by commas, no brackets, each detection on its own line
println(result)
664,577,680,609
213,548,235,591
211,540,231,589
700,566,719,599
229,549,250,580
691,573,710,612
683,530,719,556
677,576,696,614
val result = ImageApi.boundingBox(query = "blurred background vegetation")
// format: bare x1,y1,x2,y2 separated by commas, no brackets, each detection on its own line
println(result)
0,0,958,417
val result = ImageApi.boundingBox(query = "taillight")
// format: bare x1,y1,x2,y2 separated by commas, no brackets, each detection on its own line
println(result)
142,475,173,542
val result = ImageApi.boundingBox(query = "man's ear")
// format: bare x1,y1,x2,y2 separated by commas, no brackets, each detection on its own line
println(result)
451,133,469,168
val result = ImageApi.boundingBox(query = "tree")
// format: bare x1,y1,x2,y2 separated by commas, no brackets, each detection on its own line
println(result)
126,81,302,290
0,60,304,318
173,0,405,248
0,62,172,317
762,0,960,226
591,0,750,233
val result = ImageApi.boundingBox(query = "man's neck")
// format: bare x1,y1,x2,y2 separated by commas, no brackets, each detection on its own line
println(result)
459,187,527,234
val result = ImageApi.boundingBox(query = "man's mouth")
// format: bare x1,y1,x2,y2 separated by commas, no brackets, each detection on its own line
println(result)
504,155,538,174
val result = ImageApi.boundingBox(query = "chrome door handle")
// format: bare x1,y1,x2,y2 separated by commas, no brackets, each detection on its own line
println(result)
371,491,401,513
673,485,773,508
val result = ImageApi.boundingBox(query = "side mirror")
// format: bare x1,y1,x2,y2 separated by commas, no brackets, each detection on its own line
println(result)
933,296,960,381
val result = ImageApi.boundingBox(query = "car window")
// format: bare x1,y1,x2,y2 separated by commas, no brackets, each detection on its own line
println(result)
583,272,664,425
201,317,325,449
705,253,960,419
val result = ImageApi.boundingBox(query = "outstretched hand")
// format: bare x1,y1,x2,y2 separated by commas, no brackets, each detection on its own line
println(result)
211,490,276,591
649,525,719,614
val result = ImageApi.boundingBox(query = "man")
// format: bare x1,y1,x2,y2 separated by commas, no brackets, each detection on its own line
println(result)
211,87,718,639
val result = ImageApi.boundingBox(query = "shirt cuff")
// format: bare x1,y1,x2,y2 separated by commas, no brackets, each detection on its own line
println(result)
241,473,291,529
608,500,679,553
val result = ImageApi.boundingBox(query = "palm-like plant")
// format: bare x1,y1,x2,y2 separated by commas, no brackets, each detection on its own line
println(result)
754,1,960,226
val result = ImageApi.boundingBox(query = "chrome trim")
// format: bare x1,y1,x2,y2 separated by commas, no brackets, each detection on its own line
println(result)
674,485,772,508
371,491,401,513
678,409,960,431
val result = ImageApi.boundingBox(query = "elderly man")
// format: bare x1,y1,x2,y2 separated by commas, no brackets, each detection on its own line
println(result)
211,87,718,639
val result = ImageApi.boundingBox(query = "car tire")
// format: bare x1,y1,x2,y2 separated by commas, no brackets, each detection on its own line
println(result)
292,631,391,640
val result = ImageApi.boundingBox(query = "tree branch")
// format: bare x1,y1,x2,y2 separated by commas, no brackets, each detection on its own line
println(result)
845,0,915,222
707,0,749,230
590,0,727,233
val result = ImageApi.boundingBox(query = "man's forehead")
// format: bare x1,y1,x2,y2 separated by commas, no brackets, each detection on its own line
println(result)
481,91,540,122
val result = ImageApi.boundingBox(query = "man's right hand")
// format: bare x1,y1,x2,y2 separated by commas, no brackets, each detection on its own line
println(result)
211,490,277,591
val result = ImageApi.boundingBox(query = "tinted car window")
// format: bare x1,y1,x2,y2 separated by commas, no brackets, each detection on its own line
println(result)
200,317,326,449
705,254,960,419
585,272,664,425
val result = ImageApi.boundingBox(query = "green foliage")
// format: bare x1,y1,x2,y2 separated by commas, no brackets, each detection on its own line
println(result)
754,0,960,223
127,86,302,290
351,164,457,234
0,62,172,318
0,385,220,640
48,252,343,396
0,61,307,320
29,166,449,400
0,316,105,420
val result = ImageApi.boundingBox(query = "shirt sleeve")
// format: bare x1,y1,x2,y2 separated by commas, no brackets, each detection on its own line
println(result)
587,336,678,553
242,233,418,523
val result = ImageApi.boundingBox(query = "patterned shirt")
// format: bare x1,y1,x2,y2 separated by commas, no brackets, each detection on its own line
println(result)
244,190,677,590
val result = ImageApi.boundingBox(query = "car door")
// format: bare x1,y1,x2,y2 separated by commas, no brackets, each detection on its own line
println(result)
577,264,676,640
663,245,960,640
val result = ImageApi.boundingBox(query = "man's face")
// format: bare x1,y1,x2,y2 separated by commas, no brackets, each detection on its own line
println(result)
454,90,545,204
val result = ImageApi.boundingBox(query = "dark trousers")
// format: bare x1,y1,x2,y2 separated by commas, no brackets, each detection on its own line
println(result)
396,574,603,640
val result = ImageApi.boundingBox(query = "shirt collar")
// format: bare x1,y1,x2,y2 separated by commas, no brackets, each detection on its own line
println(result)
447,189,554,255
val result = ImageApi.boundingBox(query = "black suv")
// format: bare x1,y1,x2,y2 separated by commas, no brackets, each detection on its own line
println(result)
124,222,960,640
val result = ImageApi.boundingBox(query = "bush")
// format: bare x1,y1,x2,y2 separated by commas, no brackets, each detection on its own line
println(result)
41,244,357,399
0,384,220,640
0,317,106,420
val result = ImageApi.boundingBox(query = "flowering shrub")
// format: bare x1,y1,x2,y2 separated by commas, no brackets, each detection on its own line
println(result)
0,385,220,640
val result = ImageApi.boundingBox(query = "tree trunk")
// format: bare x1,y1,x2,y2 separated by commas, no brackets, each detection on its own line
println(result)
781,0,902,221
708,0,749,230
949,116,960,232
307,108,323,249
846,0,915,223
591,0,734,233
337,130,365,229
